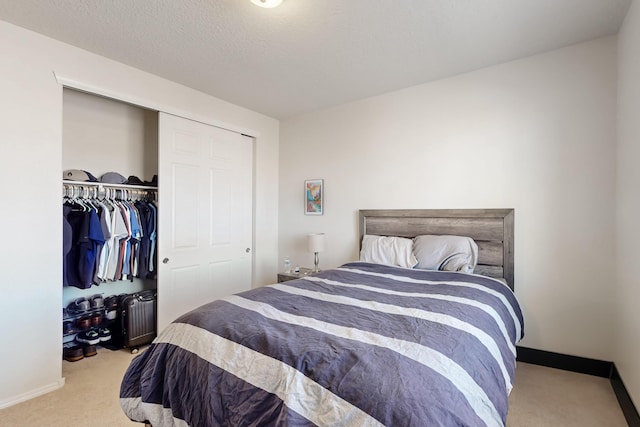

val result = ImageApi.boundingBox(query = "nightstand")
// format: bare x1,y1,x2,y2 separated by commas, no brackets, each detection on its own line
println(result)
277,268,314,283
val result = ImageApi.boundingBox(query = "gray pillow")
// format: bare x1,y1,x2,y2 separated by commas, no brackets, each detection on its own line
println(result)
413,235,478,273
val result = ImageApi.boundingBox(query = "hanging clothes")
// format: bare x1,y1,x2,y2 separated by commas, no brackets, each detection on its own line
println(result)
63,184,157,289
62,200,105,289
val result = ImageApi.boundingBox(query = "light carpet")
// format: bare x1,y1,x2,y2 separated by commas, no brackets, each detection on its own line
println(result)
0,348,629,426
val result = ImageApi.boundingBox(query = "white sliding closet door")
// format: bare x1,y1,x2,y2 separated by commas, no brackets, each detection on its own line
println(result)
157,112,253,332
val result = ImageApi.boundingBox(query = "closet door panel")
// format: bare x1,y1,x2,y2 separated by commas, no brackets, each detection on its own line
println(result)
209,167,232,245
166,265,200,316
172,163,200,249
158,113,253,332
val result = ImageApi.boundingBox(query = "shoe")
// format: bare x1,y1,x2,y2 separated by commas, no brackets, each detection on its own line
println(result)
76,317,91,330
67,298,90,314
76,329,100,345
83,344,97,357
97,327,111,342
90,313,103,327
104,295,119,310
63,345,84,362
63,321,76,335
89,294,104,309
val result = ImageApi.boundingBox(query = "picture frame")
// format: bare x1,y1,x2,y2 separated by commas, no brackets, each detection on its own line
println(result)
304,179,324,215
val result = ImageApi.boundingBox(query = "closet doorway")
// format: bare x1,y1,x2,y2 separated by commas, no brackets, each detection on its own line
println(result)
157,112,253,331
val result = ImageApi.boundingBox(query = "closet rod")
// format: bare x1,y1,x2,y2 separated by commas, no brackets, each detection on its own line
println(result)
62,180,157,191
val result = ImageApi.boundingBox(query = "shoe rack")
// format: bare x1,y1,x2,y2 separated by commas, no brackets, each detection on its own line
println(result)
63,294,114,353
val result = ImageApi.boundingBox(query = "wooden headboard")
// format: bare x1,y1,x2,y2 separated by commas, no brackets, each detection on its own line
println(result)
359,209,514,290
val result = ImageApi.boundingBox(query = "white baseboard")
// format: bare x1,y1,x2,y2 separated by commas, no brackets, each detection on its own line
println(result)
0,378,65,410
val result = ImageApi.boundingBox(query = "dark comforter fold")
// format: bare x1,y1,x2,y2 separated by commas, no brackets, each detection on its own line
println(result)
120,262,524,427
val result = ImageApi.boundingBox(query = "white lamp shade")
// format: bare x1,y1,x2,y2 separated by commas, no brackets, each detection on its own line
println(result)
307,233,325,253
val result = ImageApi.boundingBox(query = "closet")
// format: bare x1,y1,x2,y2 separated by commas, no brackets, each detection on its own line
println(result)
62,89,159,349
62,88,254,349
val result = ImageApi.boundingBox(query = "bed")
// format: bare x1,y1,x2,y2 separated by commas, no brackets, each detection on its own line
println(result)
120,209,523,426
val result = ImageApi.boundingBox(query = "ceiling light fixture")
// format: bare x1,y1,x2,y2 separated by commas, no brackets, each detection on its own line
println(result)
251,0,283,8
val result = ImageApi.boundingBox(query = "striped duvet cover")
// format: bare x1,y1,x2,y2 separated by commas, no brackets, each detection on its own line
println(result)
120,262,524,427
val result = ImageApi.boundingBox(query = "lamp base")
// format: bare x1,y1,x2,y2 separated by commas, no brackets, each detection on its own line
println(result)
313,252,320,273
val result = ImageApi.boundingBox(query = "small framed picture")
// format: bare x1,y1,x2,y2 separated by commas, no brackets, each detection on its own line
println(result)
304,179,324,215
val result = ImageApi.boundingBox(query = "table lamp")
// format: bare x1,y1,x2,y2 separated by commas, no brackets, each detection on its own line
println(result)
307,233,325,272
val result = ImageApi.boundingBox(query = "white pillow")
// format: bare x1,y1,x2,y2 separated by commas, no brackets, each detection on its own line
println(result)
360,235,418,268
412,235,478,273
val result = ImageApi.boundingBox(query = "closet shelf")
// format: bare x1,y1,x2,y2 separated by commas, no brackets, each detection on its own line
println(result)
63,306,107,323
62,180,157,190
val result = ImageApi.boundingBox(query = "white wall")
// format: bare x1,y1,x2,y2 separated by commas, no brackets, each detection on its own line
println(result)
280,37,618,361
0,20,279,408
63,88,159,181
616,0,640,409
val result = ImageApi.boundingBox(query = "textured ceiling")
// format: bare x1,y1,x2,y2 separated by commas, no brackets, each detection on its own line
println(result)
0,0,631,119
